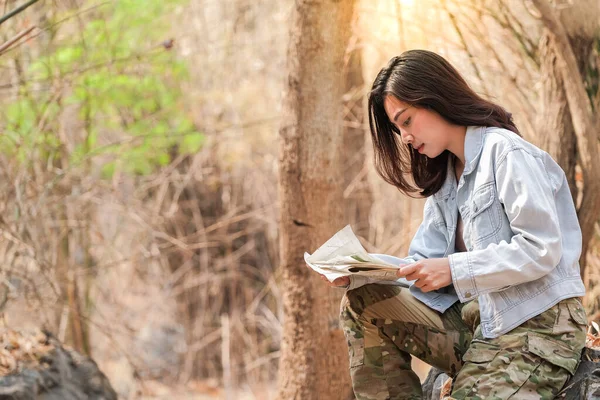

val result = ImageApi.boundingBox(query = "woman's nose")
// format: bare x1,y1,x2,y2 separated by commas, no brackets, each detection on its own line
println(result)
401,133,414,145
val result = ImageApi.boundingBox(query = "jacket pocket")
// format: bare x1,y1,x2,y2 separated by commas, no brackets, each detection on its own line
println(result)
469,183,501,244
527,332,581,375
471,184,495,219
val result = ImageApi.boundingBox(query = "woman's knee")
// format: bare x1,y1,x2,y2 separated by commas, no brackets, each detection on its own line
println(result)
342,284,401,317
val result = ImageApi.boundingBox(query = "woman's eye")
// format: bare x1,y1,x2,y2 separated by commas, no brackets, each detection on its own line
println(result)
402,117,411,127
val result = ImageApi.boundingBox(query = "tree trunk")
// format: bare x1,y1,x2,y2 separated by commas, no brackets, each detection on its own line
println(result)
536,30,596,269
535,31,578,201
54,185,90,356
276,0,355,399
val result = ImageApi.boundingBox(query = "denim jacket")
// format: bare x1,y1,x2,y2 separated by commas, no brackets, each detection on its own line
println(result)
349,126,586,338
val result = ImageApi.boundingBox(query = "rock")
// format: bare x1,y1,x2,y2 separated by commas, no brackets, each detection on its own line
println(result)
0,330,117,400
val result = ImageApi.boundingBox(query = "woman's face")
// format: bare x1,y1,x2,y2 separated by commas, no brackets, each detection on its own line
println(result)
383,95,454,158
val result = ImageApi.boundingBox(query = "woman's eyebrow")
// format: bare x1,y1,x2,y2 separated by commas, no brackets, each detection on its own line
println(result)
393,107,409,123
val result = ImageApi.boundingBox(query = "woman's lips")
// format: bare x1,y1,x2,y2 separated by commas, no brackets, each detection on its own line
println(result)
417,144,425,154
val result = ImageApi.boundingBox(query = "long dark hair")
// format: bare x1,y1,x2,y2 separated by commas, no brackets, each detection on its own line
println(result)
368,50,520,197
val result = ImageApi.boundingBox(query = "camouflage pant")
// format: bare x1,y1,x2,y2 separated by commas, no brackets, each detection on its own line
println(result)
341,284,587,400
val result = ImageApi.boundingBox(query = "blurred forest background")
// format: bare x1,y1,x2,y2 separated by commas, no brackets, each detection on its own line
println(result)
0,0,598,399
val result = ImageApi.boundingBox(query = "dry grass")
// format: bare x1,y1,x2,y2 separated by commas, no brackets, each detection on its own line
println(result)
157,141,281,385
0,329,54,375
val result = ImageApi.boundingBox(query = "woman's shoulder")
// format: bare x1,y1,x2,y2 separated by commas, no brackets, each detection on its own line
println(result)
481,127,544,159
480,127,565,185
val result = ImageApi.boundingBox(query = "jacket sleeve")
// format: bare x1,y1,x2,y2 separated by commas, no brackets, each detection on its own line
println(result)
348,196,449,290
448,148,564,303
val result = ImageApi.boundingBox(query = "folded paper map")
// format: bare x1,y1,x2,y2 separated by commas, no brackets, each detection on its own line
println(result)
304,225,412,286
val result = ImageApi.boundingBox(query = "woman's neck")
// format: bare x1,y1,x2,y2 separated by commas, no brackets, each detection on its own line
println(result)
447,125,467,166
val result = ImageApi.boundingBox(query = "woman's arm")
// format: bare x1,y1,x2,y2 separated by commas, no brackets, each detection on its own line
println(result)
448,148,567,302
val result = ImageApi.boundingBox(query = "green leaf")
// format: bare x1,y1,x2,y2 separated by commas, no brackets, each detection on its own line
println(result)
0,0,201,175
181,132,204,153
157,152,170,166
101,162,116,179
55,46,84,66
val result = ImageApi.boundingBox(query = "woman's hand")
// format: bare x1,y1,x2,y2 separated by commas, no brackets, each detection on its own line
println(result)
397,258,452,292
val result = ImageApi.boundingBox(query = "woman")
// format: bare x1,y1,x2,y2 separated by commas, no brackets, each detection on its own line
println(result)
335,50,587,400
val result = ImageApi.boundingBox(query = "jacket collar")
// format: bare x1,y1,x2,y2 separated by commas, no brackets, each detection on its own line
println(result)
463,126,486,176
434,126,486,200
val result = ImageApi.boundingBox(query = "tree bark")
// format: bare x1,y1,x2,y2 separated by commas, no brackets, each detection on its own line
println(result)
536,32,596,199
535,31,578,201
276,0,355,398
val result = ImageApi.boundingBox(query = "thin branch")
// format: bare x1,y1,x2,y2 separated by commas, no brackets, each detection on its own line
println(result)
0,47,166,90
0,1,110,57
0,25,36,56
30,116,280,202
0,0,42,26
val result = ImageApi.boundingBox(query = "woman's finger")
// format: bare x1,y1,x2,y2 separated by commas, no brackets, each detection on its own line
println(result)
420,284,432,293
405,272,421,281
397,263,419,278
331,276,350,287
